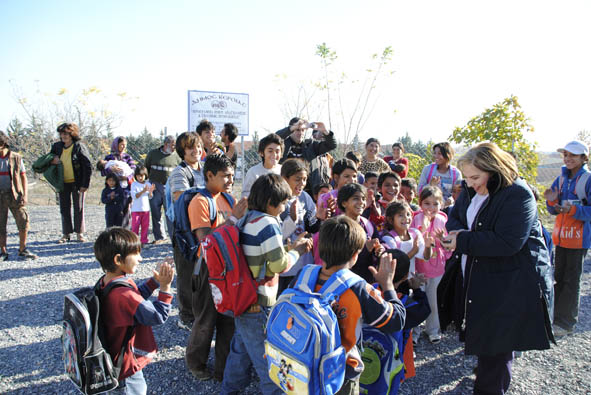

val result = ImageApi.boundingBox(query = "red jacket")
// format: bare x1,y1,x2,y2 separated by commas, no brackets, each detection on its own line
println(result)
100,276,172,380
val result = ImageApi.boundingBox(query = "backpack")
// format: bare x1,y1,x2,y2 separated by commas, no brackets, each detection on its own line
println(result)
360,292,421,395
265,264,363,395
360,324,404,395
198,211,266,317
61,278,134,394
173,187,234,264
165,162,196,223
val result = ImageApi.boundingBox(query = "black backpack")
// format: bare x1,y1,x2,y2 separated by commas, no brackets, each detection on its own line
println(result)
61,277,134,394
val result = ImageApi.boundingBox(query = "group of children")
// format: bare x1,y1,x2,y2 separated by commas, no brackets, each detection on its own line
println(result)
92,133,466,394
99,161,155,245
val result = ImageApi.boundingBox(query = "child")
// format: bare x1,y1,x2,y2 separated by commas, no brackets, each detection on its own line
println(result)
417,142,462,206
186,154,248,381
241,133,283,198
312,182,331,204
221,123,238,165
381,201,432,277
317,158,358,217
345,150,365,185
221,173,312,394
362,171,380,219
278,159,325,293
383,142,409,178
130,166,154,246
101,173,129,228
544,140,591,337
95,227,174,394
400,178,419,212
97,158,134,188
363,171,379,194
335,183,384,283
410,186,451,344
368,172,402,231
301,216,406,392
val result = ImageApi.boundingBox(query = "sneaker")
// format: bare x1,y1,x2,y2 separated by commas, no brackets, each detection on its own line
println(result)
18,249,37,260
177,319,193,331
553,324,572,338
0,251,8,261
428,333,442,344
152,238,168,245
189,368,212,381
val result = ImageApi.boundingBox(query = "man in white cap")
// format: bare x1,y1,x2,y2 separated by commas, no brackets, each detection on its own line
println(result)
145,135,181,243
544,140,591,337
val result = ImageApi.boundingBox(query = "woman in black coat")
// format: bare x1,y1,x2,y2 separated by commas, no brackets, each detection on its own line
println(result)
50,123,92,243
442,142,554,394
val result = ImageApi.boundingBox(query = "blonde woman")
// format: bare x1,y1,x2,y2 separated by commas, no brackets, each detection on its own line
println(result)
442,142,553,394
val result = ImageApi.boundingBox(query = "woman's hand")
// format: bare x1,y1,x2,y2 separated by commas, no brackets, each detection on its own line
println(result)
79,187,87,193
441,230,459,251
51,156,61,165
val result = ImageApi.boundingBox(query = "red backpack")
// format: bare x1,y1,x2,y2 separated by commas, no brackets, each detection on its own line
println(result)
199,214,265,317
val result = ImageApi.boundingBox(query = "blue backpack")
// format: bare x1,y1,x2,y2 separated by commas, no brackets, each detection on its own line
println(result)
359,292,409,395
173,187,234,264
265,264,363,395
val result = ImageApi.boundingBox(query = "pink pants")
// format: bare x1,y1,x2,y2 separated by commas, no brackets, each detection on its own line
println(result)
131,211,150,244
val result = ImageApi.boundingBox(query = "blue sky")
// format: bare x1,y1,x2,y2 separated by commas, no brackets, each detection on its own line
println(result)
1,0,590,150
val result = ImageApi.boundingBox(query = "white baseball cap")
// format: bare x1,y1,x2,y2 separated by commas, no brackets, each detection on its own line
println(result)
557,140,589,156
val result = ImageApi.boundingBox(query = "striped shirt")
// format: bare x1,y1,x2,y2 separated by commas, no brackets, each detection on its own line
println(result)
240,212,299,306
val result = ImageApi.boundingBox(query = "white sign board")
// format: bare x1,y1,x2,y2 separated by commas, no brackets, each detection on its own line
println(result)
188,90,249,136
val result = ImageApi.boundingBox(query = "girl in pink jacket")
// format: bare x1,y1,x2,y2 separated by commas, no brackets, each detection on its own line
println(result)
411,186,452,344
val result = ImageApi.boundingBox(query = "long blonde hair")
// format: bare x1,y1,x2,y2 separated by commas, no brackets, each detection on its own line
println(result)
457,142,519,192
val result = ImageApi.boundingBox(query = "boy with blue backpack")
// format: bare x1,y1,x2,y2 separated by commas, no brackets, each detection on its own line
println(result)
266,216,406,395
220,173,312,394
184,154,248,381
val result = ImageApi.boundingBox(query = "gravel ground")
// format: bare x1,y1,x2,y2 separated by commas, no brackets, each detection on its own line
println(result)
0,204,589,394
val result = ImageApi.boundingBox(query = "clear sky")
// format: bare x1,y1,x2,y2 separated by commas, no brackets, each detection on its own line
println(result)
1,0,590,150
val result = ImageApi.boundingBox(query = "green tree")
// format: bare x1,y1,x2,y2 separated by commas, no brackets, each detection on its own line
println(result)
126,127,161,164
450,95,538,184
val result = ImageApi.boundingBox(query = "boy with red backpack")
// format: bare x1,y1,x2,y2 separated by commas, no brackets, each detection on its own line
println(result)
184,154,248,381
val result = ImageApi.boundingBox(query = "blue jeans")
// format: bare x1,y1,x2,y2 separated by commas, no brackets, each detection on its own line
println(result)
149,182,173,240
112,369,147,395
221,307,283,395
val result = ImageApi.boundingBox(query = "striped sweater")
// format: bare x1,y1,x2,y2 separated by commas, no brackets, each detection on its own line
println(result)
240,211,300,306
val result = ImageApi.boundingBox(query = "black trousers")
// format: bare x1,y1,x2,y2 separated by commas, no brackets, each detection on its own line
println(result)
185,259,235,378
474,352,513,395
59,183,85,234
554,246,587,330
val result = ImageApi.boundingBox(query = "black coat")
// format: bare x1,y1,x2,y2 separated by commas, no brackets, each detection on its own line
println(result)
446,177,554,356
50,141,92,189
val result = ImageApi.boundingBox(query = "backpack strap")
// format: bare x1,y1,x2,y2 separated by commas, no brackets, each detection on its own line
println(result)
451,166,458,187
180,161,196,187
294,264,322,293
319,268,364,299
95,277,135,379
575,172,591,204
195,188,217,225
426,163,436,184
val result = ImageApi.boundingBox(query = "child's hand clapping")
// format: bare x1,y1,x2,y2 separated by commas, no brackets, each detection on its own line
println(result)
154,258,175,293
368,252,397,292
290,199,299,221
544,187,559,202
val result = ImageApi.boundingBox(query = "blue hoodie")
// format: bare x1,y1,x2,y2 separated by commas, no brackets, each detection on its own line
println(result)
547,164,591,249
